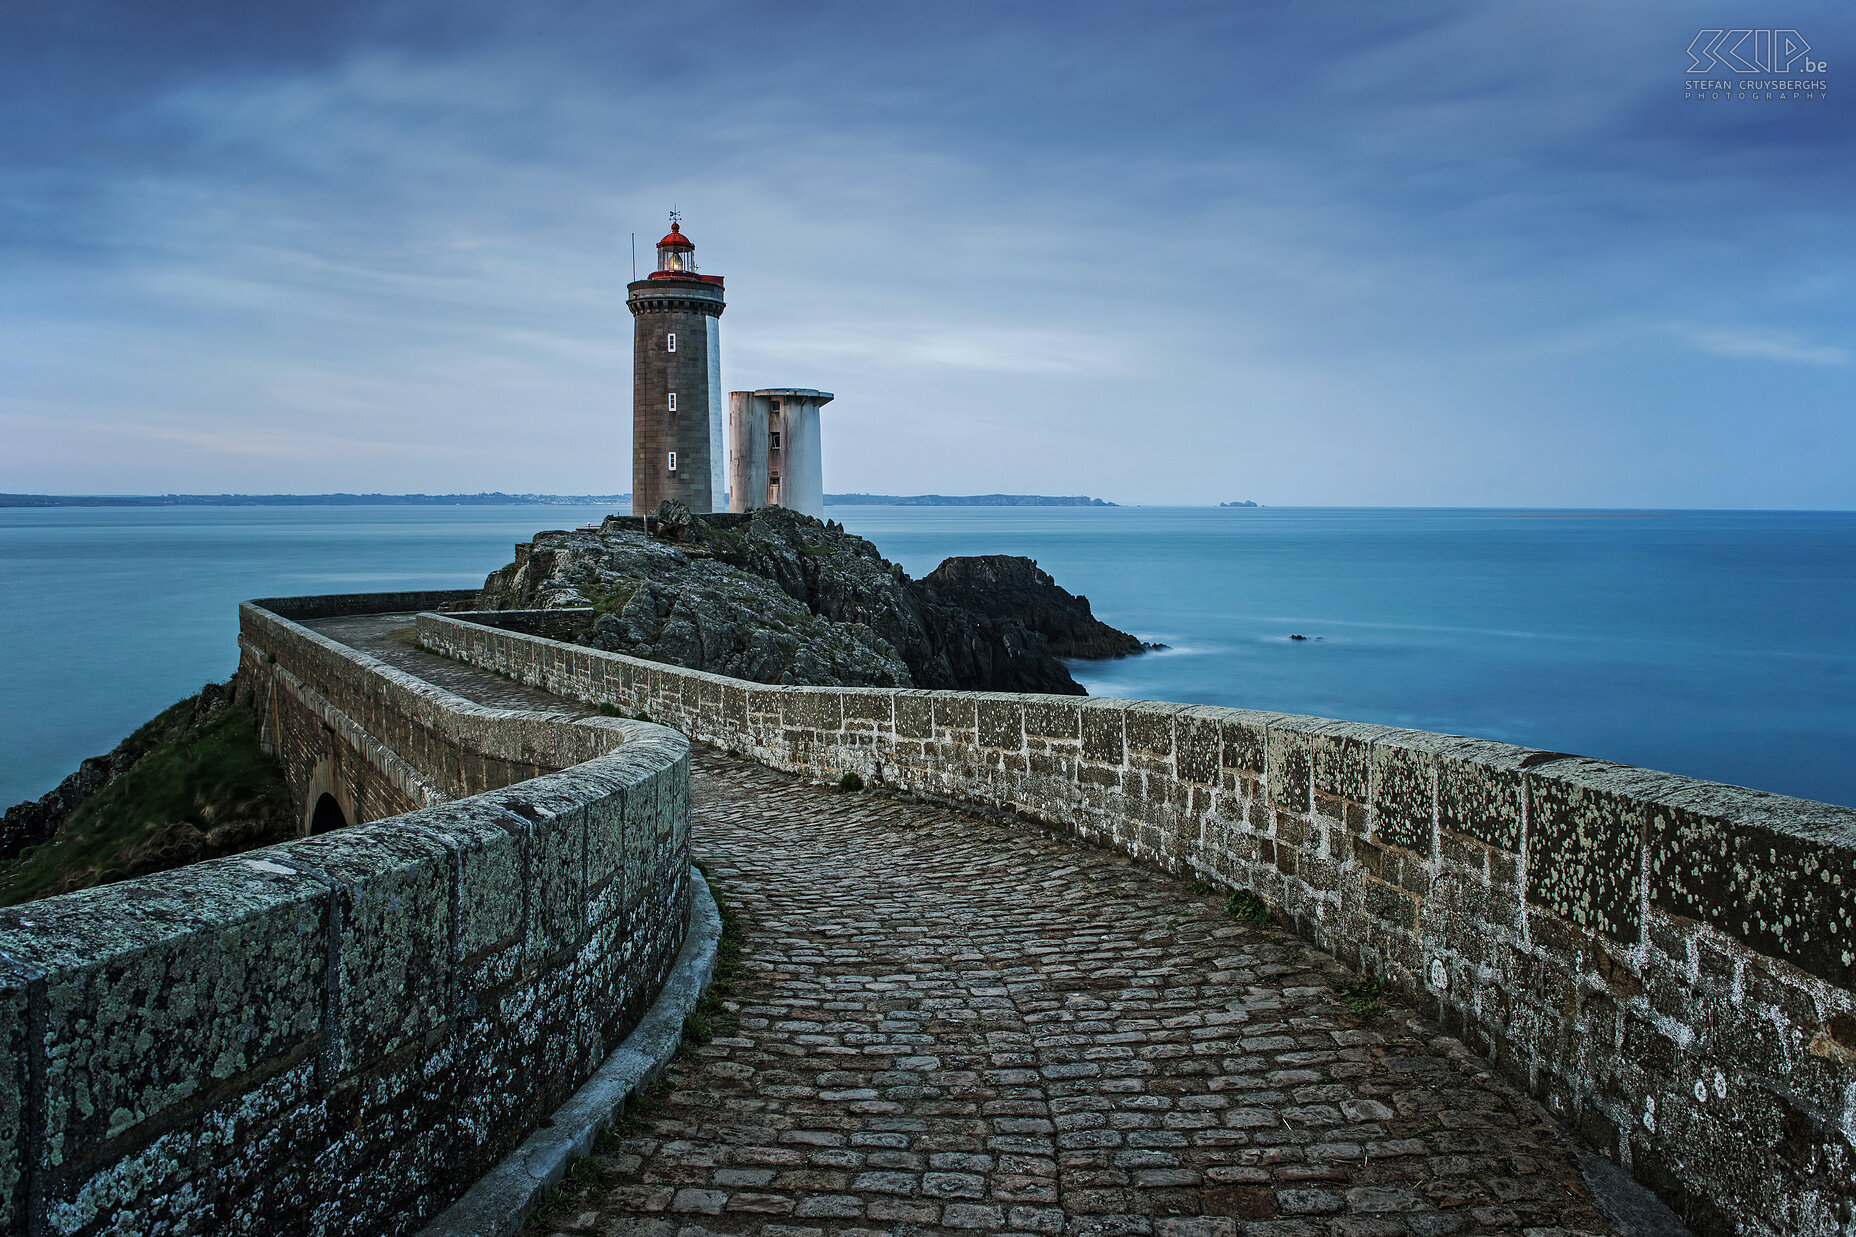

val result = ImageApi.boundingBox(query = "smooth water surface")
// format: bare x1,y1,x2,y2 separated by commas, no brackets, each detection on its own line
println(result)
0,505,614,810
1,505,1851,810
830,506,1856,809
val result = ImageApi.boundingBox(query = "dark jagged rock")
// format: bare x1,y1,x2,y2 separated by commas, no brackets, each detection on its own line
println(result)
650,498,693,542
475,507,1146,694
916,555,1146,660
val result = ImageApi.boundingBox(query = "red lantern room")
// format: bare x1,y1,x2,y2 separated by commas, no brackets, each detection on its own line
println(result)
646,216,723,283
656,220,695,273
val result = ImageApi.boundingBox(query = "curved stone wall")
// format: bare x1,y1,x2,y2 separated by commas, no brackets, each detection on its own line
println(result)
0,602,693,1237
420,609,1856,1237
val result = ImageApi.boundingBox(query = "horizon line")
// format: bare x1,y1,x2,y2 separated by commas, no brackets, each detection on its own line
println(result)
3,492,1854,514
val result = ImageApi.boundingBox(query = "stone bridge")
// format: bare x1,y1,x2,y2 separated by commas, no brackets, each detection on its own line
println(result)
1,592,1852,1237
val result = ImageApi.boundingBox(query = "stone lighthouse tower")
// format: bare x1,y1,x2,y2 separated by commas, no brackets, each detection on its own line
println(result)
628,215,725,514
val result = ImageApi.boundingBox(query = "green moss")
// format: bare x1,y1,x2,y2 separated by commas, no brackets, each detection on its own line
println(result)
1332,976,1387,1017
693,524,747,554
525,1184,574,1228
0,701,293,906
1224,889,1273,926
680,865,747,1055
576,575,643,615
606,1077,671,1137
834,770,865,793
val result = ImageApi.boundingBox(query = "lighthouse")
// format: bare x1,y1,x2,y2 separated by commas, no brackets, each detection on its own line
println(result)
628,216,725,514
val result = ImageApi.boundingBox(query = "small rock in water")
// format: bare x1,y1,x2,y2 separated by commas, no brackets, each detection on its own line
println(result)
1289,634,1308,641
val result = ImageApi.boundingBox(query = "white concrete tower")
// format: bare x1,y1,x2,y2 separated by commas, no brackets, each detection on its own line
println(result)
727,388,835,518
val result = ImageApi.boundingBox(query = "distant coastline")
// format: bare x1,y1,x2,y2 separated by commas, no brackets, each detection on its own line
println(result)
0,491,1123,509
824,493,1116,507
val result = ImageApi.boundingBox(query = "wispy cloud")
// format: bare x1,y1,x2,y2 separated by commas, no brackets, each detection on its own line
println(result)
1680,327,1848,367
0,1,1852,505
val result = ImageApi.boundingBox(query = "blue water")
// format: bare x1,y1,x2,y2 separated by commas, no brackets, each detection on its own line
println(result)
0,505,616,812
827,507,1856,809
1,506,1851,810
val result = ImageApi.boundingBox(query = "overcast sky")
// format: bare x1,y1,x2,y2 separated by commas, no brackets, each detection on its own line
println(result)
2,0,1851,506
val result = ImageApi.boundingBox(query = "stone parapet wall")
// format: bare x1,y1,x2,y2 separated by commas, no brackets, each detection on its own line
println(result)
238,602,629,819
453,607,595,644
420,609,1856,1237
256,589,481,622
0,601,693,1236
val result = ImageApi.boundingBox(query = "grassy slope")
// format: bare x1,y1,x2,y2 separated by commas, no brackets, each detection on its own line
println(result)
0,699,295,906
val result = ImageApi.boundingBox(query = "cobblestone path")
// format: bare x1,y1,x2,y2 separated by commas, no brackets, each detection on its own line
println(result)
542,755,1620,1237
302,613,593,715
300,615,1625,1237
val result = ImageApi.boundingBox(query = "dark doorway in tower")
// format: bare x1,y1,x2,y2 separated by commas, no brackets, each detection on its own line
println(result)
310,793,348,834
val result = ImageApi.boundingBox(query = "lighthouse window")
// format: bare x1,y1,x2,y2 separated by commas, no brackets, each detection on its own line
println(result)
770,431,781,450
667,452,677,472
667,392,677,412
666,333,676,352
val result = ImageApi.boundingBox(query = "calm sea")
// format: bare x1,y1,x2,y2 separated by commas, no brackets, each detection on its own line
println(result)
1,506,1851,810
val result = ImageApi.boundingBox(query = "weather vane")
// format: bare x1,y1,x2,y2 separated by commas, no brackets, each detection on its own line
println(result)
669,207,681,227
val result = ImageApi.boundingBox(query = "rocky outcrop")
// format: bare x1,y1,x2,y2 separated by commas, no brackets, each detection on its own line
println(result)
0,678,297,905
475,507,1145,694
917,555,1146,659
1,679,236,861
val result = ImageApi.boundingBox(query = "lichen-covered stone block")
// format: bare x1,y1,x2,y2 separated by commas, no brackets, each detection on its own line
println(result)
1308,720,1380,804
722,684,749,727
1436,739,1529,852
0,962,28,1235
1080,702,1126,764
932,695,978,737
1525,759,1652,944
573,764,640,918
977,698,1025,751
484,786,589,967
785,690,843,734
1218,711,1276,775
744,685,788,724
1265,718,1320,811
1123,702,1182,758
895,692,933,740
276,823,456,1071
1647,778,1856,990
1022,696,1081,741
0,862,328,1171
1173,706,1224,787
841,689,894,726
403,802,526,987
1371,730,1448,856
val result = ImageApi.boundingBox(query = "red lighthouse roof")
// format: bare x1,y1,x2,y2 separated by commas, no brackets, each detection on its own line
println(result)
645,215,723,284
